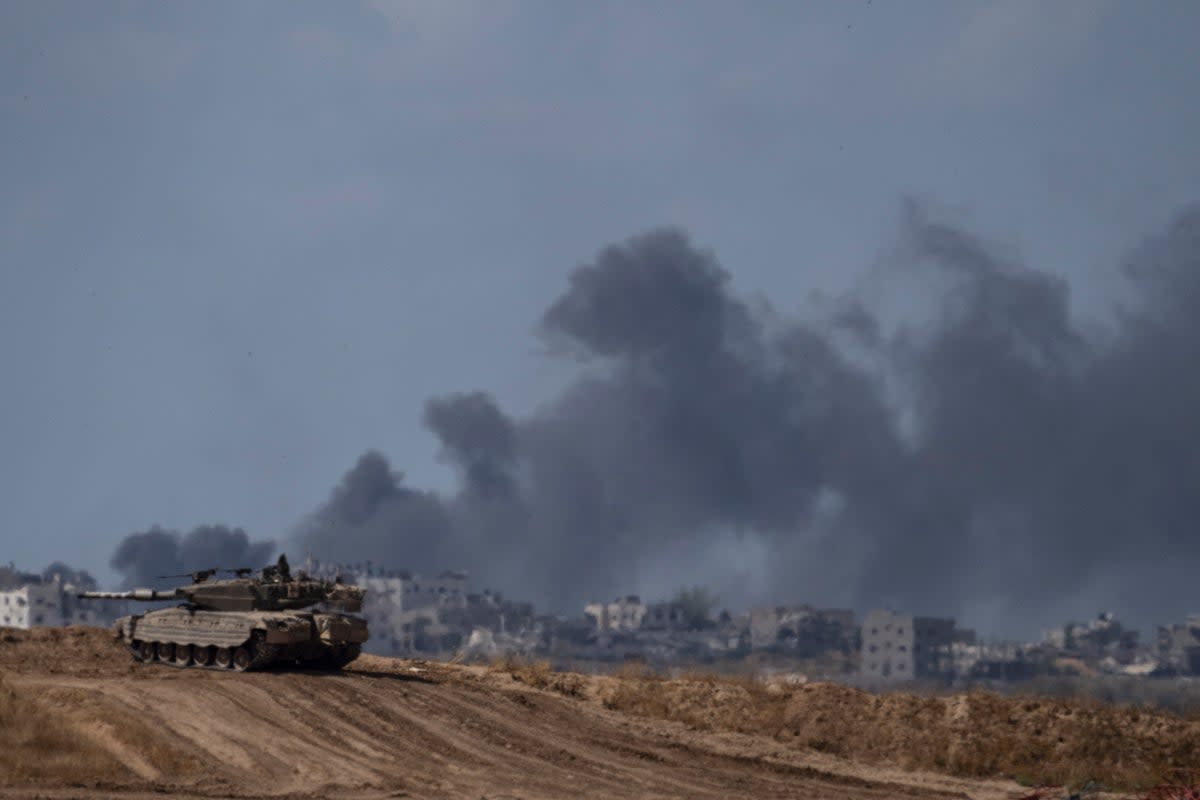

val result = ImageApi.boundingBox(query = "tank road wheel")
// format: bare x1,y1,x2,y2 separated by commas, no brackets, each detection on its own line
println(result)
129,640,145,661
232,646,253,672
174,644,194,667
195,645,216,667
138,640,155,662
248,633,280,671
214,647,233,669
155,642,175,663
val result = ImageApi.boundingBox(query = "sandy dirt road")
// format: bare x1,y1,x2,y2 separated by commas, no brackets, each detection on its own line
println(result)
0,633,1037,800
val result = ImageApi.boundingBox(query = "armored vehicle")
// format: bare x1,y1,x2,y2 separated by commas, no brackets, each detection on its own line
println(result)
79,555,368,671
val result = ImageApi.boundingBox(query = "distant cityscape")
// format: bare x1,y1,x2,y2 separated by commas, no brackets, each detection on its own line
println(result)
3,558,1199,684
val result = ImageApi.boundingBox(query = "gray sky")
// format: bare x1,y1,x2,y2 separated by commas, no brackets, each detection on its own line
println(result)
3,2,1199,625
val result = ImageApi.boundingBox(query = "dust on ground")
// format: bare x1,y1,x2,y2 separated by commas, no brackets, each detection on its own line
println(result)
0,627,1194,799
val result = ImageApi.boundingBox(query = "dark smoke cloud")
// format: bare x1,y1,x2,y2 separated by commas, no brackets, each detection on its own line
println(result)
297,205,1200,635
42,562,97,589
297,452,456,575
110,525,275,588
424,392,519,499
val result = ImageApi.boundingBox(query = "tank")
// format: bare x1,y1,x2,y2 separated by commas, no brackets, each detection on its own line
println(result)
78,554,368,671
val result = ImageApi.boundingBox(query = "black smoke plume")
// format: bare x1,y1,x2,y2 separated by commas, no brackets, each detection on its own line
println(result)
111,525,275,588
297,203,1200,636
42,562,97,590
299,452,455,576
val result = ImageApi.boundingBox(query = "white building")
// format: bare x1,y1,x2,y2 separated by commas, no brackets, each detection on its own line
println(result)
0,576,101,629
308,561,472,655
401,571,469,612
309,560,533,655
584,596,647,634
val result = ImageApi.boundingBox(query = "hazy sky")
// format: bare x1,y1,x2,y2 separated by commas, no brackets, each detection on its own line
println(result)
3,2,1199,622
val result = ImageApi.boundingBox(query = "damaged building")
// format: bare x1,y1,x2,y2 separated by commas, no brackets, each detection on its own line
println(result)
356,569,470,653
1156,614,1200,675
0,565,103,629
311,560,537,655
1041,612,1143,670
584,596,649,635
748,606,857,654
859,609,976,683
576,595,748,663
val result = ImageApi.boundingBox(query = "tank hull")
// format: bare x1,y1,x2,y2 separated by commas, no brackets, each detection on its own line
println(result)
115,607,368,671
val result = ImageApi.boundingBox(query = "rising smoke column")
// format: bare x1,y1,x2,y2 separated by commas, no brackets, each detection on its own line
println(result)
296,451,456,576
297,204,1200,634
298,228,904,607
41,562,98,589
110,525,275,588
844,203,1200,628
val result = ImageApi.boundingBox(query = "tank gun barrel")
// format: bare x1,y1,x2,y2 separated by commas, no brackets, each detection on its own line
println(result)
77,589,181,601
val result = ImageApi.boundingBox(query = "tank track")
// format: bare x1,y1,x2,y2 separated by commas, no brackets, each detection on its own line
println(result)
128,634,279,672
126,636,359,672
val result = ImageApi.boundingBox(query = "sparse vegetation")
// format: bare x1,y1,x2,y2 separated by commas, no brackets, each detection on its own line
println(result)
490,654,586,698
594,670,1200,792
973,675,1200,719
484,654,1200,792
0,629,203,787
1132,769,1200,799
0,669,121,783
6,626,1200,797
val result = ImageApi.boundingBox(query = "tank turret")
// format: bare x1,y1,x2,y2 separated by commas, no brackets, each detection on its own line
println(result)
78,554,368,672
79,557,365,613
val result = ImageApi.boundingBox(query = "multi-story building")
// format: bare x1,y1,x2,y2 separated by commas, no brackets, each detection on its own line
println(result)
351,571,412,654
354,569,470,654
1156,613,1200,674
0,569,102,629
584,596,647,634
859,609,970,682
749,606,857,653
641,601,690,632
405,571,469,611
309,560,484,655
1,582,62,627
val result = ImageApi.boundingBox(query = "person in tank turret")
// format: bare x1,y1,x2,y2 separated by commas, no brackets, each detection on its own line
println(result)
262,554,291,583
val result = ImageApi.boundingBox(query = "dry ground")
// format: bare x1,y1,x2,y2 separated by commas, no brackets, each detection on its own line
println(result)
0,628,1196,799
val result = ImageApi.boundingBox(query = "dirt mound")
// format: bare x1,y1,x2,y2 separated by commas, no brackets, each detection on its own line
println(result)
0,669,126,785
0,631,1024,800
0,626,132,676
2,631,1194,799
589,669,1200,790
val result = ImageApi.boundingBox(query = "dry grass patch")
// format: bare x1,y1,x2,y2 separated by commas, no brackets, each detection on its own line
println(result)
489,655,586,698
41,685,202,780
0,625,131,676
0,656,201,788
595,670,1200,792
0,669,123,785
1132,768,1200,799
